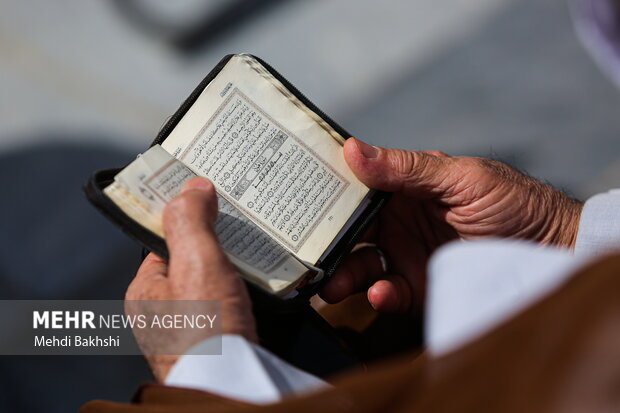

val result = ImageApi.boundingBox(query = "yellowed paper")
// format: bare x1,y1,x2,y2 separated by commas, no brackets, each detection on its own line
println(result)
104,145,310,295
161,55,370,263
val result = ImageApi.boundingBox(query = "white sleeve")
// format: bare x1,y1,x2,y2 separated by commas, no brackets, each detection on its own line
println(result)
165,334,328,404
424,190,620,357
575,189,620,257
425,239,589,357
165,192,620,402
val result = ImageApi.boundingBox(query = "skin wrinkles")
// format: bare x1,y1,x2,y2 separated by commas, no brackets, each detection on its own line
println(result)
320,138,583,313
127,137,583,380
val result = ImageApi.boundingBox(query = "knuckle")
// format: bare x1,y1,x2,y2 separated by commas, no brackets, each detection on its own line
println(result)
472,157,516,180
475,157,499,169
455,156,480,172
390,149,420,178
164,194,192,221
164,191,218,226
401,151,432,183
426,150,450,158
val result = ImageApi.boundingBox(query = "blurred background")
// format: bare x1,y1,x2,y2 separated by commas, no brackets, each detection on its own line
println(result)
1,0,620,411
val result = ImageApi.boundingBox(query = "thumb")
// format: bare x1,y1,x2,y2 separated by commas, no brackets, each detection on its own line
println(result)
344,138,455,198
163,177,232,277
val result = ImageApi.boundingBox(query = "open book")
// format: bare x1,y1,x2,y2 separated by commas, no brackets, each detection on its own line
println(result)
86,54,387,298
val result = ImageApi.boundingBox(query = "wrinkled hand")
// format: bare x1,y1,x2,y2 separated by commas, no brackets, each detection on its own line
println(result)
125,177,256,382
320,138,582,313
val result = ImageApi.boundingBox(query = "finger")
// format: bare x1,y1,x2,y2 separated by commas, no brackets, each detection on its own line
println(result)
163,177,233,278
134,253,168,281
126,253,168,300
367,275,413,313
319,246,386,304
343,138,455,199
357,220,379,244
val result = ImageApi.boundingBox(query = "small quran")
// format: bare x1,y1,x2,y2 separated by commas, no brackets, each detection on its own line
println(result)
86,54,387,298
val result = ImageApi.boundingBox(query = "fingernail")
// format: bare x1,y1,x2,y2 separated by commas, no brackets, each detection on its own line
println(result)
181,177,214,194
354,139,378,159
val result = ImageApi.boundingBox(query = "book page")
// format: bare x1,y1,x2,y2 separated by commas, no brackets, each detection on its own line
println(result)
104,145,311,295
162,54,370,263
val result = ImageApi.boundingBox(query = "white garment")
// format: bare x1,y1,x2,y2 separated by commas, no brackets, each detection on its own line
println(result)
166,335,327,404
575,189,620,257
166,190,620,403
425,240,590,356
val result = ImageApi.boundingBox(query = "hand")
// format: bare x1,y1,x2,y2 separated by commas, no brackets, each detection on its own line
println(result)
125,177,256,382
320,138,582,313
